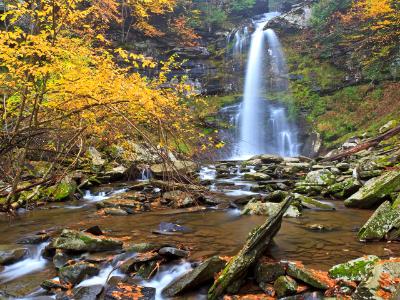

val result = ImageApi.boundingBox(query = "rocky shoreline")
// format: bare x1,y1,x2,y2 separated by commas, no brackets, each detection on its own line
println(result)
1,123,400,299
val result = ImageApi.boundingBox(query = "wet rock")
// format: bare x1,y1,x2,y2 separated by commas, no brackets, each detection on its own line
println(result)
163,256,226,297
352,258,400,299
208,198,291,299
162,190,195,208
284,205,301,218
52,229,123,252
53,249,72,268
73,284,103,300
0,247,28,265
119,252,160,274
329,255,379,281
293,182,324,195
97,198,149,213
136,260,158,280
243,172,271,181
84,225,103,236
104,282,156,300
41,279,68,290
274,275,298,298
59,262,99,285
344,171,400,208
241,201,282,216
150,160,197,178
152,222,191,235
16,233,49,245
327,177,362,199
104,207,129,216
126,243,164,253
286,262,333,290
306,224,333,232
293,193,335,211
305,170,336,186
255,260,286,283
158,247,189,258
358,201,400,241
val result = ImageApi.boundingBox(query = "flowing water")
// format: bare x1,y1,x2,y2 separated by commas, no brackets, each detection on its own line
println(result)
1,172,399,298
224,13,300,160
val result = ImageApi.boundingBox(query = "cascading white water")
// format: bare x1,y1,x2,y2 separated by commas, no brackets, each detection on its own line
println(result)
231,12,299,159
0,242,49,283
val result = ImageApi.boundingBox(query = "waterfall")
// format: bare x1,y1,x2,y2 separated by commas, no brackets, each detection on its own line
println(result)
229,12,299,159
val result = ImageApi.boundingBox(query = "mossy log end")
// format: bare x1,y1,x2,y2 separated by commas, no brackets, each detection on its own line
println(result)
207,197,291,300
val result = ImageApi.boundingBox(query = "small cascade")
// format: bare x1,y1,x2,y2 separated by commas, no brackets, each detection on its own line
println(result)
141,262,192,300
78,265,124,287
0,242,49,283
83,187,127,202
141,166,152,181
232,27,249,57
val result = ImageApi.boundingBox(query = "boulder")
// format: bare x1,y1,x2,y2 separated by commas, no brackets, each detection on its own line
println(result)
241,201,282,216
17,234,49,245
265,3,312,33
162,256,226,297
274,275,298,298
73,284,103,300
258,154,284,164
255,260,286,283
293,193,335,211
97,199,149,214
172,46,210,58
344,171,400,208
305,170,336,186
352,259,400,299
0,247,28,265
286,262,334,290
329,255,379,281
52,229,123,252
150,160,197,178
243,172,271,181
327,178,362,199
59,262,99,285
158,247,189,258
49,176,77,201
358,201,400,241
104,208,129,216
119,252,160,274
41,279,67,290
87,147,106,170
284,205,301,218
162,190,195,208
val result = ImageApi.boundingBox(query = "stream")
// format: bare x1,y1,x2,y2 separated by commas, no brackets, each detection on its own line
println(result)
0,165,399,298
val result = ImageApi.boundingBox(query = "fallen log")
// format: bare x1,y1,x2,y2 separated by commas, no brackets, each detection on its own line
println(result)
322,125,400,162
208,196,291,300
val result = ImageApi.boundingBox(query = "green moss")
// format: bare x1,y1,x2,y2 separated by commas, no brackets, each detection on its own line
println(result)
329,255,379,281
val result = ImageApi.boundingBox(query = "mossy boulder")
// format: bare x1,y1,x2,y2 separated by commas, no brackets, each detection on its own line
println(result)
274,275,298,298
352,259,400,299
59,262,99,285
162,256,226,297
293,193,335,211
52,229,123,252
345,171,400,208
329,255,379,281
243,172,271,181
255,260,286,283
358,201,400,241
327,177,362,199
305,169,336,186
241,201,282,216
48,177,77,201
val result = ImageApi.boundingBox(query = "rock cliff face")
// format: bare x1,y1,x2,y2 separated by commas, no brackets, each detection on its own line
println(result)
265,2,312,33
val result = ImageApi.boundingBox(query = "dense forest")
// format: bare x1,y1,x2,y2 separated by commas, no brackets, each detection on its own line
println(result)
0,0,400,299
